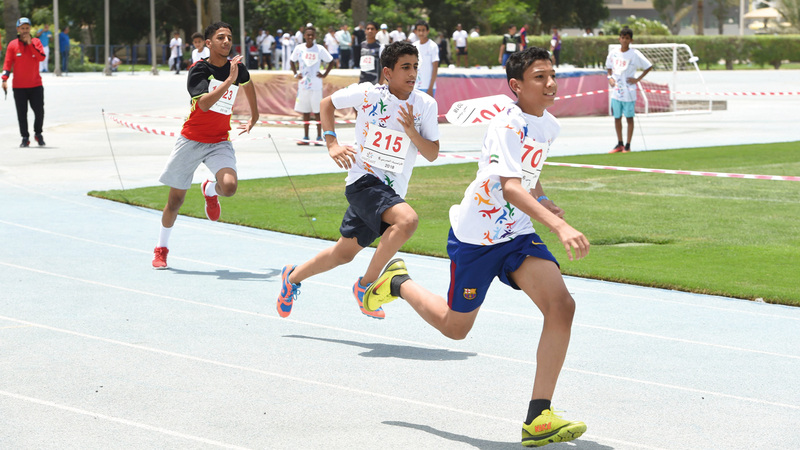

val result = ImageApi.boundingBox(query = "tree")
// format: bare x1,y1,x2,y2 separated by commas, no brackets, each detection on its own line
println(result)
778,0,800,31
537,0,608,34
3,0,21,47
710,0,737,34
653,0,694,34
352,0,367,26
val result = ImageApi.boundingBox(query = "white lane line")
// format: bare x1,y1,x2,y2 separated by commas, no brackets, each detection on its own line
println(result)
482,308,800,360
0,315,665,450
0,390,250,449
4,215,797,319
2,262,799,412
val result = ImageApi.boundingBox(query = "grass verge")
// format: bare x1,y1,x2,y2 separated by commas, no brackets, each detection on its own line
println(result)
89,141,800,306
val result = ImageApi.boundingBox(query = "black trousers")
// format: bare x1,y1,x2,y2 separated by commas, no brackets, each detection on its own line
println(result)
339,48,351,69
14,85,45,139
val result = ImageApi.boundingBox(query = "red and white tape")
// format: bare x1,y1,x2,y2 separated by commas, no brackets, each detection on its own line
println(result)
106,113,177,137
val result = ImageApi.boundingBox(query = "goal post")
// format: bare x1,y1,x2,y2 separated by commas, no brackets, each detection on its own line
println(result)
607,43,713,115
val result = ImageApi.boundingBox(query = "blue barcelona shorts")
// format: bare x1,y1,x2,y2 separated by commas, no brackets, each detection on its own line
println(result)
446,229,559,313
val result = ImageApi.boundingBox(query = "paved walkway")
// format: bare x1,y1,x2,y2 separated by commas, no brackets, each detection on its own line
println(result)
1,70,798,449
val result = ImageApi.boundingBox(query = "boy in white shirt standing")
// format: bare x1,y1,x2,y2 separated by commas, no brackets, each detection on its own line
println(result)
412,20,439,97
290,26,334,145
276,41,439,320
190,32,210,64
361,46,590,448
606,26,652,153
451,23,469,67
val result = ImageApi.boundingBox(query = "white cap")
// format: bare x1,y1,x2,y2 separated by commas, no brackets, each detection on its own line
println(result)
306,22,313,28
380,24,388,29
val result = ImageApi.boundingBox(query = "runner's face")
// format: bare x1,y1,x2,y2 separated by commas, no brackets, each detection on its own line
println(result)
619,34,632,50
365,25,377,39
512,59,557,115
386,54,418,97
305,30,316,46
209,28,233,57
17,24,31,39
193,38,205,51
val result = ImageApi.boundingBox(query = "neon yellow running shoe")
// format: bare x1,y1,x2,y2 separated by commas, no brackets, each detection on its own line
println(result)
521,409,586,447
362,258,408,312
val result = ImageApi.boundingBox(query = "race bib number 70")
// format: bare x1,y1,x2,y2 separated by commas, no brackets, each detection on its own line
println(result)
520,137,549,191
362,126,410,173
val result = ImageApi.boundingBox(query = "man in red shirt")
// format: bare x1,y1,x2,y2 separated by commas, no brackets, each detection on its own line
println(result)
2,17,46,148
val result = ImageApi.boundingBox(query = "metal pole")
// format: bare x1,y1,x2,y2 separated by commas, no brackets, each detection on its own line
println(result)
739,0,745,36
150,0,158,75
197,0,202,34
103,0,111,75
54,0,61,76
239,0,245,59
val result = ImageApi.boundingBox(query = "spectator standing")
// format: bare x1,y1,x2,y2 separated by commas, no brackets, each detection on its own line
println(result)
550,27,562,67
59,26,70,74
412,20,439,97
606,27,652,153
377,24,391,46
357,22,382,84
191,32,210,64
258,29,275,70
389,25,406,43
582,28,594,37
352,22,366,68
290,26,334,146
2,17,47,147
281,32,295,70
273,29,283,69
498,25,519,68
436,32,451,67
519,23,530,50
451,23,468,67
169,31,183,74
469,26,480,38
335,24,352,69
324,26,340,68
36,24,53,72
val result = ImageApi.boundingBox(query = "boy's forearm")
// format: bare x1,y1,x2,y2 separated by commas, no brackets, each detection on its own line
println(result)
320,97,337,143
502,178,562,231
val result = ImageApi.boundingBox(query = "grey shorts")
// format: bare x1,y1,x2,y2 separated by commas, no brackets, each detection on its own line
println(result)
158,135,237,190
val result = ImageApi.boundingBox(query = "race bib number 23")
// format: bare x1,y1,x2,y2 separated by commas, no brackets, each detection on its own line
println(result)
362,126,410,173
208,79,239,115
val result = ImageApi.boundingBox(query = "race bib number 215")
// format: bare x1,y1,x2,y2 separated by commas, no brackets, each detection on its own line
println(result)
362,126,410,173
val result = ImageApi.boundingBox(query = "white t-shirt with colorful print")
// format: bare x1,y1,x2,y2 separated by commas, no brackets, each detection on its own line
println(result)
606,48,652,102
331,82,439,199
290,43,333,91
451,104,560,246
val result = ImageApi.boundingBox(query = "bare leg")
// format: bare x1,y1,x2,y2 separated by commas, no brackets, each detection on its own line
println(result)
314,113,321,138
161,188,187,228
509,257,575,401
303,113,311,139
214,167,238,197
361,202,418,285
614,118,623,143
288,236,363,284
626,116,635,145
398,278,480,340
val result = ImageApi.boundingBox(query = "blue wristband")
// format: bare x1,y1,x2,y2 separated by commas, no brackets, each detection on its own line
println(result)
536,195,549,203
322,130,337,138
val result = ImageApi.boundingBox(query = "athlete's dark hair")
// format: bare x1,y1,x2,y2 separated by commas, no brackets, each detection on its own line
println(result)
506,46,552,96
620,26,633,39
191,32,203,41
205,21,232,40
414,20,429,31
305,26,316,35
381,41,418,70
365,21,378,30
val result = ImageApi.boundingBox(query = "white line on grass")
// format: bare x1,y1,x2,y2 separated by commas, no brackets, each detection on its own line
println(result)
0,390,251,449
2,261,799,412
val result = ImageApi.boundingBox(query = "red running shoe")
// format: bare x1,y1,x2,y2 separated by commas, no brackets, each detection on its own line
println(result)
608,144,624,153
201,179,221,221
152,247,169,269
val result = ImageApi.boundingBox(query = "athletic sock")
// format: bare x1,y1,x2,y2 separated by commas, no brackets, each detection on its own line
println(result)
525,399,552,425
390,274,411,297
204,181,217,197
157,225,172,248
625,142,631,150
617,140,623,147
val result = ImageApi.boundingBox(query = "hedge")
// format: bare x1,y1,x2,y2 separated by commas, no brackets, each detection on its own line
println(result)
461,35,800,69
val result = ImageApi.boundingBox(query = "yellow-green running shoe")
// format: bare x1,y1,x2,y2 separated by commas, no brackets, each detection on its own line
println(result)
362,258,408,312
521,409,586,447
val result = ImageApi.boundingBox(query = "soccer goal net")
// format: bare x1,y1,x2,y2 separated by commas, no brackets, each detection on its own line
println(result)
608,43,712,115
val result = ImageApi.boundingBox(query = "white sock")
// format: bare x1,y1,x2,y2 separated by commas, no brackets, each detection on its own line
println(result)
204,180,218,197
157,225,172,248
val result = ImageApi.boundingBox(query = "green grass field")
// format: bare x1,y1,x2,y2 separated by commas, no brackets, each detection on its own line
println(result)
90,141,800,306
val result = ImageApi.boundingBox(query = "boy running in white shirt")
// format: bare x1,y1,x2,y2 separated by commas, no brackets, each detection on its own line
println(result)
290,26,334,146
152,22,259,269
361,46,590,447
412,20,439,97
606,26,652,153
276,41,439,320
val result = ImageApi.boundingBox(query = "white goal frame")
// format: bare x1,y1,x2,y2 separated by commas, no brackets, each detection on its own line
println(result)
607,43,712,116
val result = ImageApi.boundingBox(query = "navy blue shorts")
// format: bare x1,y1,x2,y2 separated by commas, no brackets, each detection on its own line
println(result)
340,175,405,247
446,228,559,313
